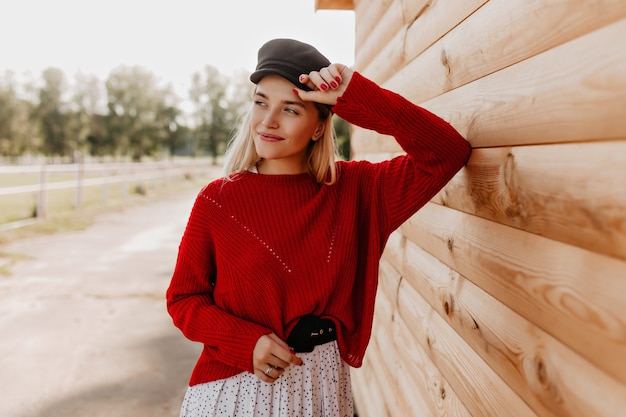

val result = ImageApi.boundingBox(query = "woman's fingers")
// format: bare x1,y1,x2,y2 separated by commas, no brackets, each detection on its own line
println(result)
253,333,303,383
295,64,353,105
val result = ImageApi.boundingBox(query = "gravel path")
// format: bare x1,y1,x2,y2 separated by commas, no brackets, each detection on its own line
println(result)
0,189,203,417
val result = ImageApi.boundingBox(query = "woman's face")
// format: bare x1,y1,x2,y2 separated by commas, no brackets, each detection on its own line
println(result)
250,74,324,174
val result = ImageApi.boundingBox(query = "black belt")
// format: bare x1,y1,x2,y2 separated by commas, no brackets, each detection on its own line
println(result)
286,315,337,353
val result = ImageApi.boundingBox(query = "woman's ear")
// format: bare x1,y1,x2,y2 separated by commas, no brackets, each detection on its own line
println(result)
313,122,325,141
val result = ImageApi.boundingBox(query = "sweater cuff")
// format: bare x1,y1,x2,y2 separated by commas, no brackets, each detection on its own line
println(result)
217,321,273,373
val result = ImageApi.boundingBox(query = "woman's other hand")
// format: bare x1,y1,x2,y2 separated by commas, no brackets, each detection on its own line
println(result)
294,63,354,106
252,333,304,383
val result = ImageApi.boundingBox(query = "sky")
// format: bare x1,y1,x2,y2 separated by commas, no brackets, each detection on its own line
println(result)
0,0,355,97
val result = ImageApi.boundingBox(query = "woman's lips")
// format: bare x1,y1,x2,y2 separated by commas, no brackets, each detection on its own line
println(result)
258,132,284,142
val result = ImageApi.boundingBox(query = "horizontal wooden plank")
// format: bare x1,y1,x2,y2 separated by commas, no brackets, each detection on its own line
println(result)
370,292,427,416
385,0,626,99
394,314,474,417
349,128,402,156
419,18,626,147
396,272,539,417
354,1,405,71
403,0,488,70
362,0,487,83
351,136,626,262
434,141,626,260
359,28,406,83
379,259,474,417
353,0,394,52
351,366,388,417
401,202,626,384
384,235,626,416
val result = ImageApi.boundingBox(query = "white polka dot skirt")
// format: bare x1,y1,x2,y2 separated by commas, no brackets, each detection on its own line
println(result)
179,341,353,417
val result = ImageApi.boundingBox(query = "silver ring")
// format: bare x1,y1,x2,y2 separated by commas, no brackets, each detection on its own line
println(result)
264,366,273,376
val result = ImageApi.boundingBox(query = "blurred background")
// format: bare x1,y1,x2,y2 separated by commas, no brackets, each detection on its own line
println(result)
0,1,355,416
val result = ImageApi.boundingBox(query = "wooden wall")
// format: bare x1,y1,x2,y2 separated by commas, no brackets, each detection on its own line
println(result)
317,1,626,416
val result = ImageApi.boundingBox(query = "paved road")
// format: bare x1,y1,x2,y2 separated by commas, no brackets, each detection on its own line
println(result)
0,189,204,417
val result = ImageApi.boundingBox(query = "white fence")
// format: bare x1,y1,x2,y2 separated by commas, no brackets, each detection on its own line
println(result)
0,159,218,231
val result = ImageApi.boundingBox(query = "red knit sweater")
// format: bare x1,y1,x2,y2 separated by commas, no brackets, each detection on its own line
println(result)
166,72,471,386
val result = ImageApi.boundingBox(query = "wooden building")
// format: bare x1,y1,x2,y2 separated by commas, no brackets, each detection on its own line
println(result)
316,1,626,416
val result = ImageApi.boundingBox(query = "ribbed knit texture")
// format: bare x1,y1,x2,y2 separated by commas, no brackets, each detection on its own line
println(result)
166,72,472,386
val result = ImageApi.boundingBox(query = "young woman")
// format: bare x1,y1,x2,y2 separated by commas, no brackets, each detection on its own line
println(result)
167,38,471,417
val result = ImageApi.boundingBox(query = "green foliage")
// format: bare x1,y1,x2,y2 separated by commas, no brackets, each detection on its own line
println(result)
0,66,349,163
189,65,244,163
36,68,69,156
333,115,351,160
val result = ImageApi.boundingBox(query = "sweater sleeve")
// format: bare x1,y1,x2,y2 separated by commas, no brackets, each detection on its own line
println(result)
166,189,272,373
332,72,472,233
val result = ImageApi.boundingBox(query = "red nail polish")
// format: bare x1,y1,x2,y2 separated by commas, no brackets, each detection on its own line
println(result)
320,83,328,91
330,81,338,89
335,76,342,83
299,74,306,82
293,88,299,95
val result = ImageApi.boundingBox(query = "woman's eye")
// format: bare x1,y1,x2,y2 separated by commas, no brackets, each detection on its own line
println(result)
254,100,267,107
284,107,299,115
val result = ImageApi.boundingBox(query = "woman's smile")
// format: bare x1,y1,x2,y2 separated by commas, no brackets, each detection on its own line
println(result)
257,132,285,142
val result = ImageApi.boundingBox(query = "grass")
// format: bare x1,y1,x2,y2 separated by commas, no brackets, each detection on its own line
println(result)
0,251,31,276
0,166,219,245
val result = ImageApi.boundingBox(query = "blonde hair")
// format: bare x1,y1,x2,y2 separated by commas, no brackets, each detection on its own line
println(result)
222,101,340,185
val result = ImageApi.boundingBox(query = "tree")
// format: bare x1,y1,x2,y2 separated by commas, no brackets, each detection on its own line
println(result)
105,65,176,160
71,73,107,159
36,67,69,157
0,72,18,157
189,65,233,163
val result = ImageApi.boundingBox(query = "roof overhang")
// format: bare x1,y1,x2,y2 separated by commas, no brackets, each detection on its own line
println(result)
315,0,354,10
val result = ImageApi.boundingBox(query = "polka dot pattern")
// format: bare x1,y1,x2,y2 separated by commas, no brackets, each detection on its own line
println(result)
179,341,353,417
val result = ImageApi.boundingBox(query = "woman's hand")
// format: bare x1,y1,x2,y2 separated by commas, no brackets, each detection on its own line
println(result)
294,63,354,106
253,333,304,383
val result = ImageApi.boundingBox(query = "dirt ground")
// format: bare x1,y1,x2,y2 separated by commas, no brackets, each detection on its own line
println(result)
0,188,204,417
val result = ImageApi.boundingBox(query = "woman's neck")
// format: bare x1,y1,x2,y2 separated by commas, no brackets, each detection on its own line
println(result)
256,159,307,175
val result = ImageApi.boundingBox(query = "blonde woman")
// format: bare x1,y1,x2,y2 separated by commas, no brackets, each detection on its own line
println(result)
167,38,471,417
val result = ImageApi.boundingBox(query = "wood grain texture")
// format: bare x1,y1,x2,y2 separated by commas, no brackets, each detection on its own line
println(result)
401,202,626,385
347,1,626,416
362,0,487,83
433,141,626,260
383,233,626,417
354,1,405,71
353,0,394,52
379,259,474,417
420,18,626,147
395,268,539,417
384,0,626,99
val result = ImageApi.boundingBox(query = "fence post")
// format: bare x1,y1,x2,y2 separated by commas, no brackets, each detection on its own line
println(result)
75,160,84,209
37,164,47,219
101,164,109,205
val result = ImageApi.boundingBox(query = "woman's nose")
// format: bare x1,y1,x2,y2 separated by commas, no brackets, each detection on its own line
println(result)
262,110,279,128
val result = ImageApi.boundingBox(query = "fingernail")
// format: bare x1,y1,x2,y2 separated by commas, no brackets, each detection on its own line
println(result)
292,88,299,95
299,74,306,82
320,83,328,91
335,76,342,83
330,81,338,89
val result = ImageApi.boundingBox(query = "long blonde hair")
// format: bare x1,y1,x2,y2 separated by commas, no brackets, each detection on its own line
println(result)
222,101,340,184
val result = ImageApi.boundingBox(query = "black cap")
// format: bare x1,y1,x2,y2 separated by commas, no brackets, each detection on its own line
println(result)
250,38,331,91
